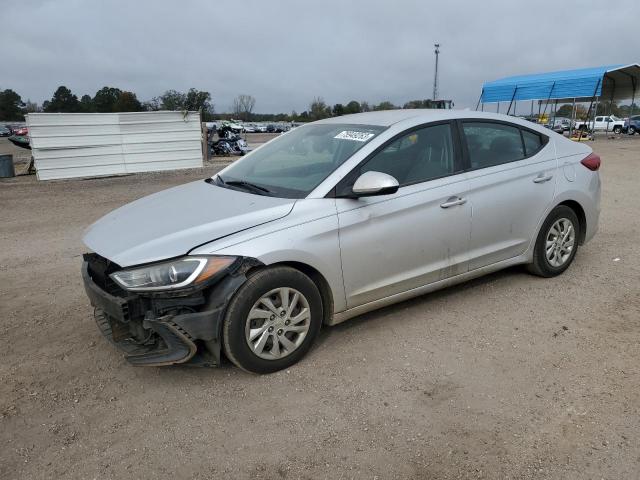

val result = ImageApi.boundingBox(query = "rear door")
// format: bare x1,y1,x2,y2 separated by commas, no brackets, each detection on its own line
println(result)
335,122,471,308
459,120,557,270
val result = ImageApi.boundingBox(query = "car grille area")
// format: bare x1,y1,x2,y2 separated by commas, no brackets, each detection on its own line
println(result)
83,252,127,298
82,253,198,366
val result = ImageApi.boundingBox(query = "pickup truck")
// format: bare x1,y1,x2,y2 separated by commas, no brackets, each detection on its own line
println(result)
574,115,625,133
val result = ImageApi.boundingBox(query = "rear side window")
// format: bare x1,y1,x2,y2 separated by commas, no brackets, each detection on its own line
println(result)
462,122,524,169
522,130,543,155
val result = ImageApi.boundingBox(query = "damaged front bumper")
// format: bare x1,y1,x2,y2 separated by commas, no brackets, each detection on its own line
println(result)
82,254,259,367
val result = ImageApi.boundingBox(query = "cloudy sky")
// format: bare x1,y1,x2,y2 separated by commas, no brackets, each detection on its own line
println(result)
1,0,637,113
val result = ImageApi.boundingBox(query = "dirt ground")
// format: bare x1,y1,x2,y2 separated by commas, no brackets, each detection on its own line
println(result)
1,137,639,479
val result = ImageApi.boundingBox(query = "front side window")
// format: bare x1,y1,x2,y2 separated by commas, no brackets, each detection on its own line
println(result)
463,122,524,169
218,123,386,198
360,123,456,186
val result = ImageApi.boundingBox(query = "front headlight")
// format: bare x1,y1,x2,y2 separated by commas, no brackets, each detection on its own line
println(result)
110,256,236,292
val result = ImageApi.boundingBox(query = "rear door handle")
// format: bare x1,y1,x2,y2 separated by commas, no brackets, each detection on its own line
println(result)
440,196,467,208
533,174,553,183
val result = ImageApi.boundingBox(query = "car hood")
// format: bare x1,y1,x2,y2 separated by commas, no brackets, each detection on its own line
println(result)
83,180,295,267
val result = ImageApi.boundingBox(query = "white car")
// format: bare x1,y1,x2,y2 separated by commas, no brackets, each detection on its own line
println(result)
82,110,601,373
575,115,624,133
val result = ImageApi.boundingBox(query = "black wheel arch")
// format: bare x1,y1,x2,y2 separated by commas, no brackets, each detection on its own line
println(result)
247,261,334,326
556,199,587,244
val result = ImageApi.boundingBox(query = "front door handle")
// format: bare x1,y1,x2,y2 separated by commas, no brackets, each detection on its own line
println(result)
533,174,553,183
440,196,467,208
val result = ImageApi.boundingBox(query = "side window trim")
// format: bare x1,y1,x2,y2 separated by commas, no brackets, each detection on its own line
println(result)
456,118,550,173
332,120,464,197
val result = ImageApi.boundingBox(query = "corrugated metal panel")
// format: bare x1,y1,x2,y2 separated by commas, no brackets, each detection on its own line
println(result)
26,111,203,180
480,64,640,103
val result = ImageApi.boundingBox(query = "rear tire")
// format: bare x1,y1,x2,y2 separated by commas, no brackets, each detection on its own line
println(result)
222,266,322,374
527,206,580,278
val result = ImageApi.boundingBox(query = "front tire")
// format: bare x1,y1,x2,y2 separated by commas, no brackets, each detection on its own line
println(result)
222,266,323,374
527,206,580,278
613,126,622,134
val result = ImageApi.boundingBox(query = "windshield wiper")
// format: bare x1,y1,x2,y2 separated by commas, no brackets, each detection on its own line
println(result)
216,175,271,194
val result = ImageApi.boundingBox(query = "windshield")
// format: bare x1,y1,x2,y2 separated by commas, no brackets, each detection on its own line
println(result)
216,123,386,198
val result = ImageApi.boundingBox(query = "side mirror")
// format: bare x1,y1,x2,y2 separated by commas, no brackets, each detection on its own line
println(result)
351,171,399,197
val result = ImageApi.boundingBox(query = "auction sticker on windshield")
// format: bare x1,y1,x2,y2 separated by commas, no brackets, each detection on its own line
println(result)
334,131,375,142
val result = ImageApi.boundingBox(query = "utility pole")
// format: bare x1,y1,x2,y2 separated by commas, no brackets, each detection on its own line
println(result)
432,43,440,101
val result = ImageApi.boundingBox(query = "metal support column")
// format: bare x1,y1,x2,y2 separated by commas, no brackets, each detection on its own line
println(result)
629,80,636,132
591,96,600,140
540,82,556,125
506,88,518,115
569,98,577,138
605,76,616,136
475,89,483,111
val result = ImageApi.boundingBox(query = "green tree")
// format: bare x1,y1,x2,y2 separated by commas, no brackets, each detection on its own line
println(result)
44,86,80,112
596,100,622,117
159,89,186,110
0,89,25,120
344,101,361,114
185,88,213,113
332,103,345,116
373,101,397,111
79,94,94,112
556,104,588,119
360,101,371,112
93,86,122,112
114,91,143,112
555,104,573,117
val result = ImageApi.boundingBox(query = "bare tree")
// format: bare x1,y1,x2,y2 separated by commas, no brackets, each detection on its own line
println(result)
309,96,330,120
232,94,256,121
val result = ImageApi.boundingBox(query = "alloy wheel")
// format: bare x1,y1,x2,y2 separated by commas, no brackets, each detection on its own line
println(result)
545,218,576,268
244,287,311,360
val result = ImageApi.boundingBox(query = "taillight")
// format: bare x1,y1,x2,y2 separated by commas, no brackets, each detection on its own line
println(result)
580,152,601,171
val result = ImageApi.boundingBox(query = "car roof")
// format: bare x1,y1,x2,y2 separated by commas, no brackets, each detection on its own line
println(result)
315,109,546,128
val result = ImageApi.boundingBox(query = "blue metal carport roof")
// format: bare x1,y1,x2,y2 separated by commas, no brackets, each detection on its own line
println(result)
480,64,640,103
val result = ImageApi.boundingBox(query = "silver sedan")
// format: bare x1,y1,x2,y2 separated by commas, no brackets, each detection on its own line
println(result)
82,110,601,373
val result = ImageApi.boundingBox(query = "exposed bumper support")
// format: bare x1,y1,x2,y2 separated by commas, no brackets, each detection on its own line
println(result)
82,257,260,367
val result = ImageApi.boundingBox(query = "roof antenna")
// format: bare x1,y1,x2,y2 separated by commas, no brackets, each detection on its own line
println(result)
432,43,440,101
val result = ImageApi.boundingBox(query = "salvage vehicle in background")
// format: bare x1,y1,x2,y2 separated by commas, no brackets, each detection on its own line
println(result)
575,115,624,133
623,115,640,134
210,125,249,156
0,126,11,137
11,126,28,136
82,110,601,374
546,117,571,133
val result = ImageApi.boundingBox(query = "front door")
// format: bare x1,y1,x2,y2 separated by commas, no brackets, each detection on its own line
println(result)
335,122,471,309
